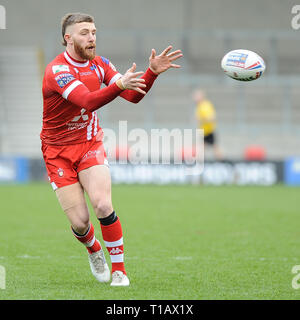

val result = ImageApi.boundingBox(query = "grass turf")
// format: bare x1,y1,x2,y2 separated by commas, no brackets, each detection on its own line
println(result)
0,183,299,300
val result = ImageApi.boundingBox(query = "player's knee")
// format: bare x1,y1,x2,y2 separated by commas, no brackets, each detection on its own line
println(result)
72,219,90,235
70,214,90,235
94,200,113,218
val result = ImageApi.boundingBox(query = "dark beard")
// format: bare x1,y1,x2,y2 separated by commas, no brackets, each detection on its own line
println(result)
74,40,96,60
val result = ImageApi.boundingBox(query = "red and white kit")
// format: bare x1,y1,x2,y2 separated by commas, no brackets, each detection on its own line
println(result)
41,51,157,189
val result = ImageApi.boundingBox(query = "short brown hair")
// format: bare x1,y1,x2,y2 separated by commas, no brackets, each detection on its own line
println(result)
61,12,94,46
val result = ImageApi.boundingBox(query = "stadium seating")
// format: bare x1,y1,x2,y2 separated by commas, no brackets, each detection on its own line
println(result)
0,47,42,157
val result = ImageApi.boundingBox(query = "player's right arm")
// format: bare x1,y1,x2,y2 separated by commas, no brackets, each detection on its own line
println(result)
45,64,145,112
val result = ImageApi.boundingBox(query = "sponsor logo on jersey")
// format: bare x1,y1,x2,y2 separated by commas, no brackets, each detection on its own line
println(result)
90,64,97,71
55,73,75,88
71,108,89,122
79,71,92,76
52,64,70,74
67,122,88,131
81,150,102,163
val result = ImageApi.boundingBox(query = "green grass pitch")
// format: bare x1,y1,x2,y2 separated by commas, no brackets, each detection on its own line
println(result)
0,183,299,300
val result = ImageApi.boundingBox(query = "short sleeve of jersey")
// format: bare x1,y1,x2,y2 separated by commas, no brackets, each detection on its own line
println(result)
44,64,82,98
96,56,122,87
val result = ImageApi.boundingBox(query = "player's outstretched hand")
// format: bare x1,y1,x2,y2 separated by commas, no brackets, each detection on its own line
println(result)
149,45,183,75
117,63,147,94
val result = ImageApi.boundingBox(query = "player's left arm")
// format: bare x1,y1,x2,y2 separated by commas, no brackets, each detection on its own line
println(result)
118,45,183,103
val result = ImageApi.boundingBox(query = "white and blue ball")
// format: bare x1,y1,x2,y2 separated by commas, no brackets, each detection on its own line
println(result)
221,49,266,81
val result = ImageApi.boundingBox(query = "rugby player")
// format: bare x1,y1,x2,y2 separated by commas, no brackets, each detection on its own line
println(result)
40,12,182,286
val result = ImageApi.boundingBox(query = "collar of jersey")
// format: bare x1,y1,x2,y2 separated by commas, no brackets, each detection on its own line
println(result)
64,51,90,68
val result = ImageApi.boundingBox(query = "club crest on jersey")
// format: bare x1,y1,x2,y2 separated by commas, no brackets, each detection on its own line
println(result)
57,168,64,177
55,73,75,88
52,65,70,74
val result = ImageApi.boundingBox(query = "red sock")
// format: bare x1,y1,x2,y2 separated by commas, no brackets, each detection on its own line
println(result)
100,218,126,274
72,223,101,254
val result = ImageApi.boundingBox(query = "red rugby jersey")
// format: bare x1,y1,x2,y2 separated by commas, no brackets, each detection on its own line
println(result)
41,51,157,145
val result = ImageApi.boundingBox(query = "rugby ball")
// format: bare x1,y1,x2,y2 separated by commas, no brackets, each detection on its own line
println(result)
221,49,266,81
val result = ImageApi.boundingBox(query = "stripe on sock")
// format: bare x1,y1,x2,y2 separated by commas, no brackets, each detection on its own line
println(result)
110,254,124,263
104,237,123,248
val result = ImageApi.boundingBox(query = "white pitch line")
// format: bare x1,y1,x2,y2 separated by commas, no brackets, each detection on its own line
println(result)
17,254,41,259
174,256,193,260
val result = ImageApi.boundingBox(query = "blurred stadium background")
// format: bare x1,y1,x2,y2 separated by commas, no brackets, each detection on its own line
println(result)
0,0,300,183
